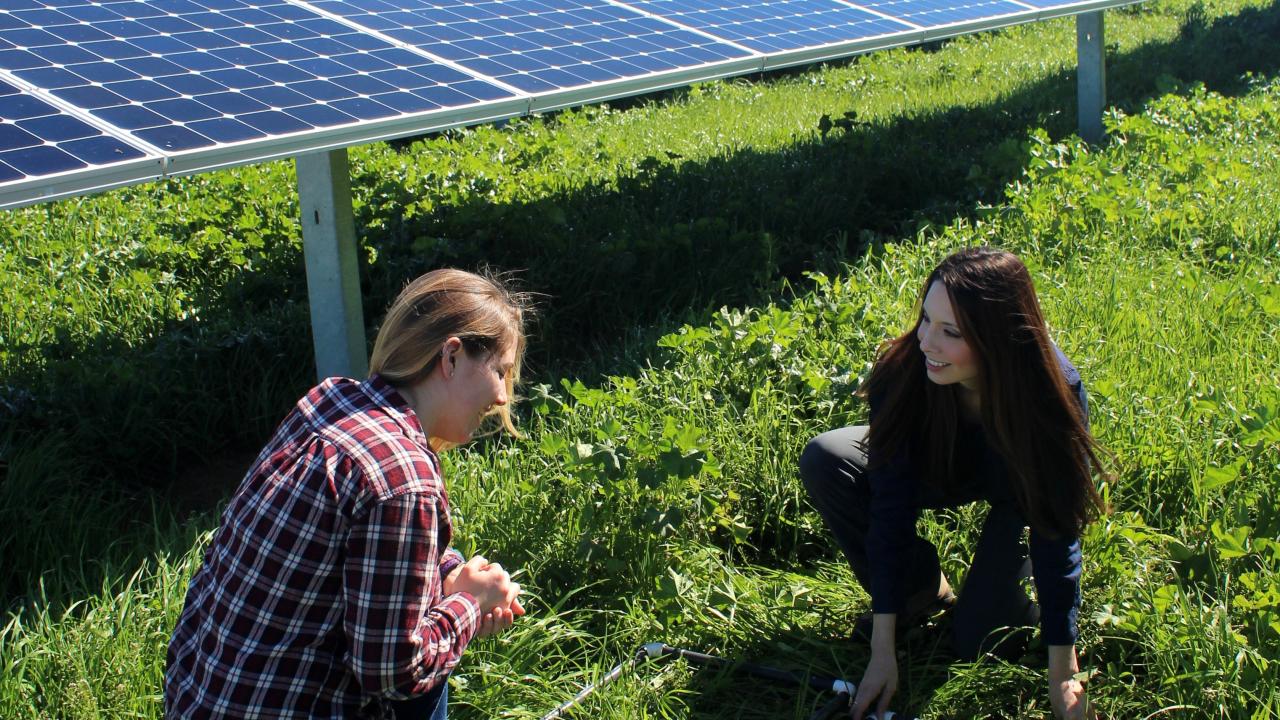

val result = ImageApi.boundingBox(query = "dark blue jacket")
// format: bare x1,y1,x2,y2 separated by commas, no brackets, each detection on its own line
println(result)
866,346,1087,646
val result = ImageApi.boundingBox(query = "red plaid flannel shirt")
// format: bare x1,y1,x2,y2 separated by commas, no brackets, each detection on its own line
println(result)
166,375,478,719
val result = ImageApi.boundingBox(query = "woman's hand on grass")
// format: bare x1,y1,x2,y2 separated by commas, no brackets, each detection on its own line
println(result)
1048,645,1096,720
851,617,898,720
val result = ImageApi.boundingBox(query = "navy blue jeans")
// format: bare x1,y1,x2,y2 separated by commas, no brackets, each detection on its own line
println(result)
388,681,448,720
800,425,1038,660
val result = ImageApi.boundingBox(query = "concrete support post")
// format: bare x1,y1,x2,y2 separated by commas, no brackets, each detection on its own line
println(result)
1077,11,1106,144
297,149,368,382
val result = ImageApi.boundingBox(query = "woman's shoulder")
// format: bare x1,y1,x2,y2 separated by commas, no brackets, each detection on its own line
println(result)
301,378,442,496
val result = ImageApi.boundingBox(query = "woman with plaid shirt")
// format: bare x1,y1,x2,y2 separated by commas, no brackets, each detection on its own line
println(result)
166,269,531,719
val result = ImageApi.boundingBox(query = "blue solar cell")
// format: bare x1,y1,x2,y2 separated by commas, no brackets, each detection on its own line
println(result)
222,8,279,27
267,4,317,22
334,32,387,52
238,109,310,134
59,5,124,23
19,114,99,142
251,64,315,85
184,11,245,31
0,163,22,183
413,85,474,107
94,103,167,130
284,103,355,127
79,39,148,60
217,27,276,46
0,123,42,150
130,35,196,55
6,27,62,47
369,90,438,113
11,9,77,27
0,48,49,70
61,135,145,164
74,61,139,83
147,97,221,122
331,95,396,120
215,45,296,74
331,73,397,95
853,0,1029,26
133,123,209,151
94,20,152,40
0,144,84,174
332,52,396,73
165,51,235,73
186,116,264,143
53,85,126,109
155,73,225,96
294,37,358,58
45,23,112,43
16,66,85,89
106,79,182,103
139,16,202,35
292,57,351,79
256,41,319,62
290,79,358,102
118,56,187,78
624,0,911,53
172,29,240,50
198,91,270,115
203,68,272,90
2,94,54,120
244,85,311,109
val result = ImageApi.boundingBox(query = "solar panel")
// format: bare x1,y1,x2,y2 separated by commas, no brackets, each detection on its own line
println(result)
621,0,915,54
311,0,752,93
0,0,518,154
0,0,1144,208
850,0,1033,28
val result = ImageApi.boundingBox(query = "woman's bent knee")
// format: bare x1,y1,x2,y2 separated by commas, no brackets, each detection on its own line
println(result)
799,437,836,493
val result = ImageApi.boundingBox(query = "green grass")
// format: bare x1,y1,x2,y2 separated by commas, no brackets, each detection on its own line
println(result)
3,0,1280,717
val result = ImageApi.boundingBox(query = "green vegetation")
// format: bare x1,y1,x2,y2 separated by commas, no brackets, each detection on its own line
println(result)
2,0,1279,716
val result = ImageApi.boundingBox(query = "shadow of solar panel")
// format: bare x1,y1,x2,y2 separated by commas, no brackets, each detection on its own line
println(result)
850,0,1032,27
0,0,517,154
314,0,753,93
0,77,144,181
623,0,916,53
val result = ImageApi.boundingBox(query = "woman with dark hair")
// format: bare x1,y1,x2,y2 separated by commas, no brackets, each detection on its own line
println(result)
800,247,1106,720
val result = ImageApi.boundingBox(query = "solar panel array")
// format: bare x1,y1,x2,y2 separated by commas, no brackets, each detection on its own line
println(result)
0,0,1138,208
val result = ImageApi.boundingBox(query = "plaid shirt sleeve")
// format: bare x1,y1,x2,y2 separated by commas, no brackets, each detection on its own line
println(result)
343,483,482,699
439,547,465,582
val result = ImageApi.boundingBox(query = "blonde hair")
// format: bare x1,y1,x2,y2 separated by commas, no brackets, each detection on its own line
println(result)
370,269,529,448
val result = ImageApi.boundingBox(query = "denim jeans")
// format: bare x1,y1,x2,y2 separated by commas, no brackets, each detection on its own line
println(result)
800,425,1039,659
388,681,448,720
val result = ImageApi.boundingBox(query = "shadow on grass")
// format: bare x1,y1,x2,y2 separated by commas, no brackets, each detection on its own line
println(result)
2,0,1279,610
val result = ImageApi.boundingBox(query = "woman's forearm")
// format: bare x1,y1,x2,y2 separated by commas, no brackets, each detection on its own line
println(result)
1047,644,1080,681
871,613,897,655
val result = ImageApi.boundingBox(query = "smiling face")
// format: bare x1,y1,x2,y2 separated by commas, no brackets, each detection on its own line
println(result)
434,336,518,444
916,281,980,392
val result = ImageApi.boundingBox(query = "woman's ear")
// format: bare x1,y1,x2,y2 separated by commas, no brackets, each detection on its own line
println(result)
440,336,463,378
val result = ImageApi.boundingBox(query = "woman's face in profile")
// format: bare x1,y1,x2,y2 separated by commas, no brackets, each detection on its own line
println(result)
917,281,979,391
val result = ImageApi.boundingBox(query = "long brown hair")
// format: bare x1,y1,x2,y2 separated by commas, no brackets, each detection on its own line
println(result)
369,268,530,445
860,247,1107,538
